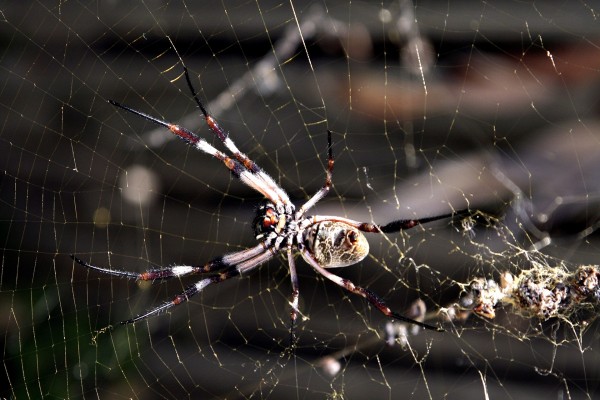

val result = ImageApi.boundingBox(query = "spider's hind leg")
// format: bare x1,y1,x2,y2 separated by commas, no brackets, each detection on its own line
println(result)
121,267,239,324
71,255,209,282
300,249,444,332
70,243,267,282
70,255,144,280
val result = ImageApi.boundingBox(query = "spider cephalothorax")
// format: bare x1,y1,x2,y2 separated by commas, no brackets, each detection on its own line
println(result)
72,65,467,337
253,200,288,239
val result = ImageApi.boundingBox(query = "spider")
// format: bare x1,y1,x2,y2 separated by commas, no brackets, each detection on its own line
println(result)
71,66,466,335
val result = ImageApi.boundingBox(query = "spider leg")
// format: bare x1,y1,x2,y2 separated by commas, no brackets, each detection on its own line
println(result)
109,100,285,204
301,248,444,332
359,208,472,233
121,273,226,324
70,243,266,281
70,255,140,279
287,246,300,343
120,248,274,325
182,67,293,213
310,208,471,234
296,130,334,217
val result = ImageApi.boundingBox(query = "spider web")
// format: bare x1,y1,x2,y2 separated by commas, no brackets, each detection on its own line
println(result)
2,1,600,399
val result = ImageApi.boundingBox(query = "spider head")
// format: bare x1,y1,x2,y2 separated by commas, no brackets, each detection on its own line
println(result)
253,200,286,239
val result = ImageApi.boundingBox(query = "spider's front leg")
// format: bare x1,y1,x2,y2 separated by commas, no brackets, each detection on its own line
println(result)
70,244,273,325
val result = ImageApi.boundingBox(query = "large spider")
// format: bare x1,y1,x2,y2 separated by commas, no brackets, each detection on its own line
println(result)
72,67,465,335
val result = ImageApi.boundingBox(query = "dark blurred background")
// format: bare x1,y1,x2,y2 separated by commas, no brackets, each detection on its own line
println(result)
1,1,600,399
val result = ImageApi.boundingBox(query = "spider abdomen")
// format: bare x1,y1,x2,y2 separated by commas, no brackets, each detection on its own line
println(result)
302,221,369,268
